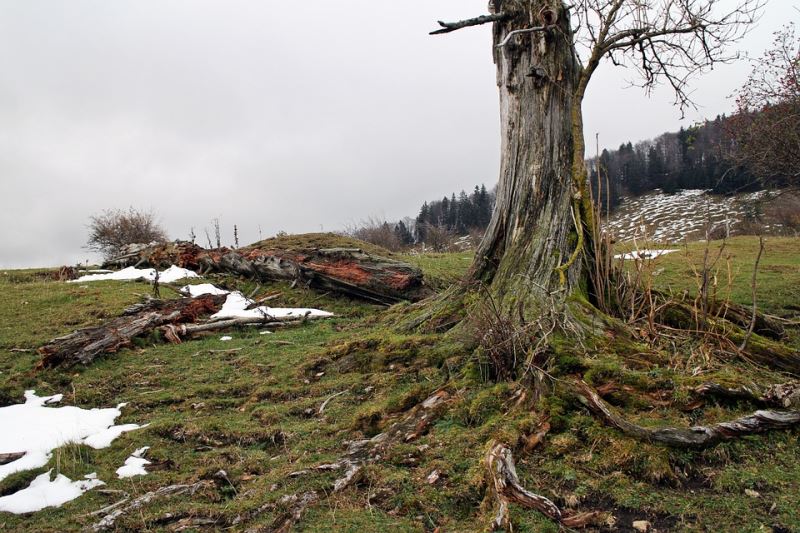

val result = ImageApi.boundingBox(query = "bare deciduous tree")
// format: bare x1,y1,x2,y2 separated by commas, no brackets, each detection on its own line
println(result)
86,207,168,260
728,23,800,185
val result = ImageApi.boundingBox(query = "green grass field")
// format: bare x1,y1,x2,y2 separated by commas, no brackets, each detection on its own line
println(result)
0,235,798,531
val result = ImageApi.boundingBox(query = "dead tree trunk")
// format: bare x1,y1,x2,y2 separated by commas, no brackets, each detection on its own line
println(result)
469,7,586,308
103,240,430,305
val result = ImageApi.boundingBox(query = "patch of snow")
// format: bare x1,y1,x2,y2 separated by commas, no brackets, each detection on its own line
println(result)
210,291,333,321
180,283,229,297
157,266,200,283
82,423,147,449
116,447,151,479
0,391,145,483
68,266,155,283
614,249,678,261
0,471,104,514
69,265,199,284
220,336,233,341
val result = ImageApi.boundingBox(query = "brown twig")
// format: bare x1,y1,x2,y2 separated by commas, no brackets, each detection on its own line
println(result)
740,236,765,351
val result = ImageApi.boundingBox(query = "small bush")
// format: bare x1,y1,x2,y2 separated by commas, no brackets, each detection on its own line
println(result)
86,207,168,259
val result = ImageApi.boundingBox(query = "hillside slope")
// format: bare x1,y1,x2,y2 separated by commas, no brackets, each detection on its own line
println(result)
0,235,798,531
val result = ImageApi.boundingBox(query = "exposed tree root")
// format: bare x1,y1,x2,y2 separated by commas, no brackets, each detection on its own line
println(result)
694,381,800,409
263,491,319,533
707,299,785,340
484,442,603,530
264,389,452,529
87,480,212,531
576,381,800,448
658,301,800,375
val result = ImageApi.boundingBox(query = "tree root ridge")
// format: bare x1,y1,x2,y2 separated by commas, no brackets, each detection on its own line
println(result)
272,389,452,528
577,380,800,448
485,442,602,530
87,481,213,532
694,381,800,409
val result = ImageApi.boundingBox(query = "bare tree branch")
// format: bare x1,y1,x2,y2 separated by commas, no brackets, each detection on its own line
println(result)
429,13,510,35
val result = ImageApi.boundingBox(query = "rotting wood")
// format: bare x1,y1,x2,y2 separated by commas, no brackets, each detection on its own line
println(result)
485,442,603,530
38,294,227,368
103,240,431,305
576,380,800,448
87,480,212,532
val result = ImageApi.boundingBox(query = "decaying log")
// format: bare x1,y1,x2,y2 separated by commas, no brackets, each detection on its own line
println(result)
103,238,431,305
0,452,25,465
37,294,227,368
87,480,212,532
708,300,785,340
695,381,800,409
658,301,800,376
576,381,800,449
160,313,330,344
485,442,602,530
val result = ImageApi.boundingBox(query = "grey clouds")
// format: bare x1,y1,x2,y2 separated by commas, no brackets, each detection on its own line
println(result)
0,1,795,268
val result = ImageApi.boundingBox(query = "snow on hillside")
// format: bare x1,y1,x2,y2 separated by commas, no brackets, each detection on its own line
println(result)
604,189,774,243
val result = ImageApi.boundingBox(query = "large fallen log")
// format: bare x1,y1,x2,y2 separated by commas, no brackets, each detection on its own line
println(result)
658,301,800,376
37,294,227,368
103,236,431,305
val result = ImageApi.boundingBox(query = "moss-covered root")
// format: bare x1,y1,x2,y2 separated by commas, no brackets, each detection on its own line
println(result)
391,284,469,334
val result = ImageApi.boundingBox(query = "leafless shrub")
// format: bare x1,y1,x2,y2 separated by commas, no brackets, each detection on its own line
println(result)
420,223,456,252
469,291,531,382
346,217,404,252
767,192,800,235
86,207,168,259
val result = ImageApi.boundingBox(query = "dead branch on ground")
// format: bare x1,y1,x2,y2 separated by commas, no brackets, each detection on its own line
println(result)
87,481,212,532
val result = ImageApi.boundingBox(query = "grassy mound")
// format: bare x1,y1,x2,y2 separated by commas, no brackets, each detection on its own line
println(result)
245,232,394,257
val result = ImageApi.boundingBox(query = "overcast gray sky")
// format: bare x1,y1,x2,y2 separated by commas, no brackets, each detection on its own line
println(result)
0,1,796,268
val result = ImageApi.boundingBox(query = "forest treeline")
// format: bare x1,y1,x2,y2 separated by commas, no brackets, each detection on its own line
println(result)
414,185,495,242
589,114,763,211
370,103,795,250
